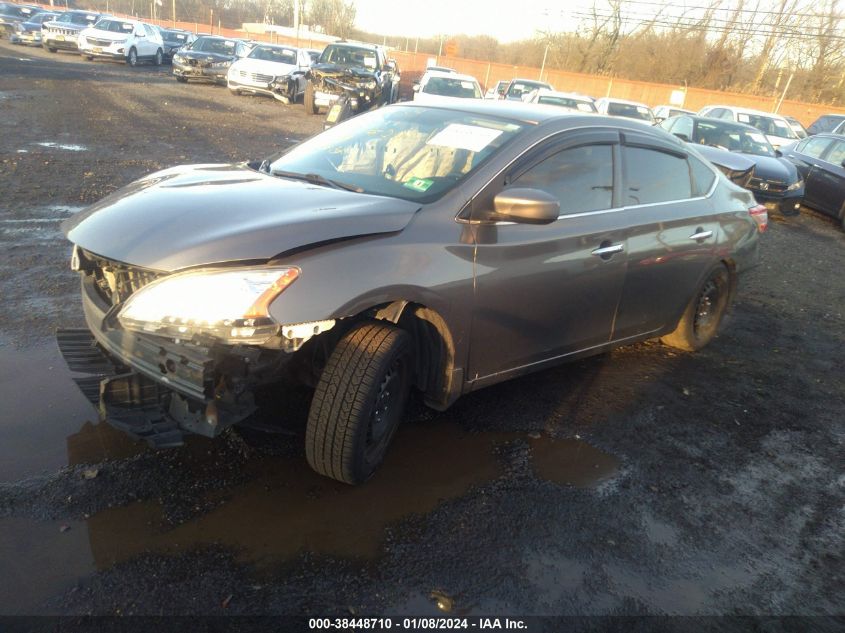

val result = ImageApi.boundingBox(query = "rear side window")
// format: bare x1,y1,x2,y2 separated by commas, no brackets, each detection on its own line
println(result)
689,155,716,196
623,146,692,205
799,136,834,159
825,141,845,166
513,144,614,215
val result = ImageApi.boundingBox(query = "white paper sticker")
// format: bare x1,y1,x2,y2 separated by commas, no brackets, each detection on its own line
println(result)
737,113,750,123
577,103,593,112
427,124,503,152
460,81,475,90
748,132,768,144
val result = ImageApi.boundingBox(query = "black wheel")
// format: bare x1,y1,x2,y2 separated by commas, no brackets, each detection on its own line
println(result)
84,55,93,61
176,75,187,83
154,48,163,66
306,322,413,485
47,47,57,53
126,47,137,67
303,81,317,115
661,264,731,352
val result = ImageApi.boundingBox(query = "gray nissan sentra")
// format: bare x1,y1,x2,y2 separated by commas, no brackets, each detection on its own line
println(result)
59,101,766,484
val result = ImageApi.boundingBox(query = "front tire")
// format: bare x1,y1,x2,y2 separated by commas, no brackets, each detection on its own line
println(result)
306,322,413,485
126,47,137,67
47,46,57,53
661,264,731,352
176,75,187,83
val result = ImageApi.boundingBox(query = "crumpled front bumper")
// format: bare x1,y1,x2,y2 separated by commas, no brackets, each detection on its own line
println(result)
56,275,281,447
11,30,42,44
173,60,227,82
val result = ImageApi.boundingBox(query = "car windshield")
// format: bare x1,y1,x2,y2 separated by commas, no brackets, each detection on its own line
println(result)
6,5,38,17
607,102,654,121
249,45,297,64
693,120,776,156
506,81,548,98
190,37,237,54
422,77,482,99
320,45,378,69
93,19,135,33
61,12,97,24
537,96,596,112
268,106,527,203
162,30,188,41
736,113,797,139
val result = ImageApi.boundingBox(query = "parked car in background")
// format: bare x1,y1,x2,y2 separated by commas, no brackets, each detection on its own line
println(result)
157,27,194,61
304,41,399,114
171,36,252,84
595,97,655,123
661,114,804,215
228,43,313,103
653,105,694,123
693,145,756,189
781,134,845,228
42,10,102,53
412,70,482,102
425,65,456,73
806,114,845,136
501,78,553,101
829,119,845,136
78,17,164,66
305,48,321,64
484,79,508,100
58,101,764,486
9,10,58,46
782,115,808,139
524,89,596,112
697,105,799,149
0,2,43,38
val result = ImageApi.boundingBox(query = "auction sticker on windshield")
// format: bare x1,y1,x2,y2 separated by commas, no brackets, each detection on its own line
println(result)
427,124,503,152
403,177,434,192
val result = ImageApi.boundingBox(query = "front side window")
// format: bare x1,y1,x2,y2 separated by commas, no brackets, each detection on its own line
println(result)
669,116,693,140
269,106,526,203
513,144,614,215
623,146,692,205
799,136,834,159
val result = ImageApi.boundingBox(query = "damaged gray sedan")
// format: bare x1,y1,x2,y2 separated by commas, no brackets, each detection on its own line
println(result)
59,102,765,484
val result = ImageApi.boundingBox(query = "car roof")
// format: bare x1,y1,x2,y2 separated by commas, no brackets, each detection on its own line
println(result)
705,104,788,118
327,41,379,50
598,97,651,108
803,133,845,141
534,89,593,100
422,70,478,82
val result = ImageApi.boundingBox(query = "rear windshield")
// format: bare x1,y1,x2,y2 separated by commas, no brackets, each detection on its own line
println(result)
537,96,596,112
249,45,297,65
162,30,188,41
507,81,550,98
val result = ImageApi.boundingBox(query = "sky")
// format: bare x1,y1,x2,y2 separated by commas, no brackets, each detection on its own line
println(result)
353,0,592,42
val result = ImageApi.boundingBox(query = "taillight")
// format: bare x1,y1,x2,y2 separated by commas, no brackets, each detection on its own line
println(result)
749,204,768,233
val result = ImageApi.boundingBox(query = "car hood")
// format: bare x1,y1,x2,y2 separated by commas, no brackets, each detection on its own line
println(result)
178,49,236,63
744,154,799,183
231,58,297,77
62,164,420,272
80,27,128,41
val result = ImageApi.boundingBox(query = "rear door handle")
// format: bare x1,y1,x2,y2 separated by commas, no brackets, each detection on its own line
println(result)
689,230,713,241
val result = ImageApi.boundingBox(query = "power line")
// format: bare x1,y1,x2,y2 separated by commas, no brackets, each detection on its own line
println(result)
617,0,845,21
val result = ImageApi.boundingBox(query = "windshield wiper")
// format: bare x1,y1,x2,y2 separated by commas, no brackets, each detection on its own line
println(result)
271,169,363,193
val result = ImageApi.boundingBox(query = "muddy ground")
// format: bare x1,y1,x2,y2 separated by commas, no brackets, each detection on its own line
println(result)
0,40,843,625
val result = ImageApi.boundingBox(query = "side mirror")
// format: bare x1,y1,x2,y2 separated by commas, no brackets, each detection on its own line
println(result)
673,132,690,142
840,158,845,168
775,149,783,157
492,188,560,225
412,82,420,92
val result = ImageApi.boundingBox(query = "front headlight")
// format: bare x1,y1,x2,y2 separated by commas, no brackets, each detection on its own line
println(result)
363,80,377,90
118,267,299,345
787,179,804,191
172,53,184,63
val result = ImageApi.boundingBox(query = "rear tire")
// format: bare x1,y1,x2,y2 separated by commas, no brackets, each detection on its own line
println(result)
304,81,317,115
305,322,413,485
47,47,57,53
176,76,187,83
661,264,731,352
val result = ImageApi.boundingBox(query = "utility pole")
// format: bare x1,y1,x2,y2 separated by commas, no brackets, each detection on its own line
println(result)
172,0,175,26
775,72,794,113
294,0,300,46
538,42,549,82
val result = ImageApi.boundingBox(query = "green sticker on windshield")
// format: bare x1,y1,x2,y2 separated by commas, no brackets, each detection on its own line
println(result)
403,177,433,192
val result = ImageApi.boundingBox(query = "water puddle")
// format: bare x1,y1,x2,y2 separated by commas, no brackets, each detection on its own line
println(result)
34,142,88,152
528,435,619,487
0,342,99,482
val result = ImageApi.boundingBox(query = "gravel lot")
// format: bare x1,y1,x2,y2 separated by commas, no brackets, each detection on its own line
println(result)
0,40,843,623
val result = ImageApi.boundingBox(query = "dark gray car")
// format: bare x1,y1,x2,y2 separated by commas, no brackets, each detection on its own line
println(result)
58,102,764,484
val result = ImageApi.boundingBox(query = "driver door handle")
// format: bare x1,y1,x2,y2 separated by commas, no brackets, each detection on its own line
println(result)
689,229,713,241
591,243,624,258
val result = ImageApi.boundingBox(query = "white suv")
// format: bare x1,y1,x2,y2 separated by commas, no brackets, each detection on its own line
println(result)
698,105,799,149
78,17,164,66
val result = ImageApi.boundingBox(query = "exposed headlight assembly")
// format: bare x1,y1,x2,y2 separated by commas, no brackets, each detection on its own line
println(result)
118,267,299,344
211,60,231,68
786,179,804,191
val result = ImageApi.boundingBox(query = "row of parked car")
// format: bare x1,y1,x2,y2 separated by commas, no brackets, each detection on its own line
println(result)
408,71,845,230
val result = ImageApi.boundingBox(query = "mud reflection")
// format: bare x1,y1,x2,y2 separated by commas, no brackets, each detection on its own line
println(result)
529,435,619,487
